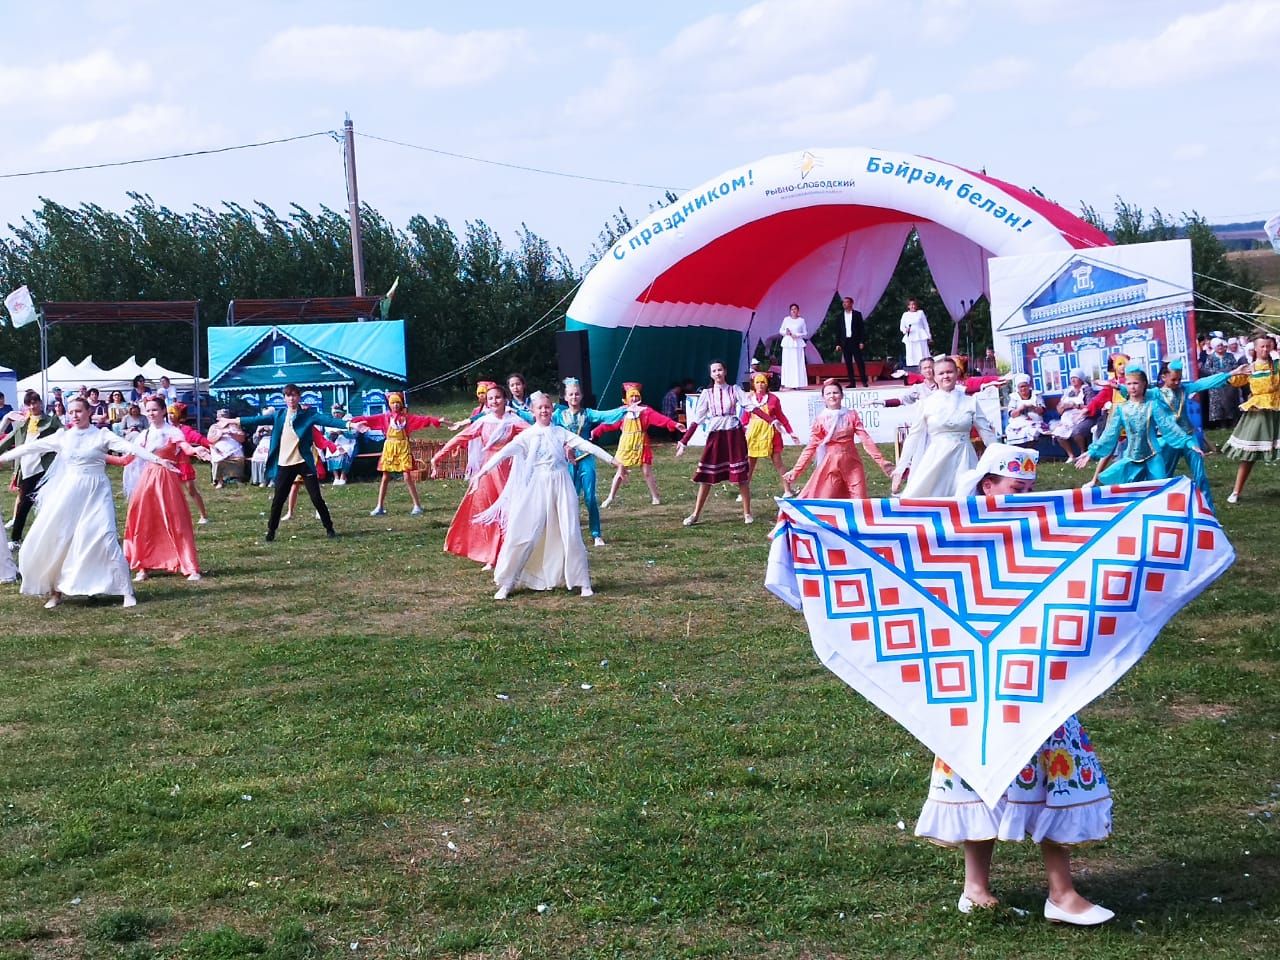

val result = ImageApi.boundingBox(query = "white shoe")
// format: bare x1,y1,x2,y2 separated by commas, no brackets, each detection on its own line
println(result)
682,514,699,527
370,507,387,516
122,594,137,608
333,477,346,486
44,594,62,609
743,514,754,524
734,494,743,502
8,540,17,552
197,516,209,525
186,573,202,582
593,536,606,547
3,518,12,529
1227,492,1239,504
482,563,494,572
581,586,594,597
600,497,614,509
494,585,510,600
650,497,661,505
1043,899,1114,926
281,512,293,522
957,895,977,915
410,505,424,516
314,511,321,520
134,570,149,582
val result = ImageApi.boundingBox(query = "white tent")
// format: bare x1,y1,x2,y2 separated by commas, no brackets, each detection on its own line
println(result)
0,364,17,409
16,355,195,398
139,357,195,388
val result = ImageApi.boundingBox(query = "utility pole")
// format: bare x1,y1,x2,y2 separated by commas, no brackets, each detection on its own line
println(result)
343,113,366,297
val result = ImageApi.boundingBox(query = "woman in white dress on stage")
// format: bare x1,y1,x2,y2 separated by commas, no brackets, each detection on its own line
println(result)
779,303,809,389
891,357,998,497
474,392,618,600
0,396,179,608
900,298,932,369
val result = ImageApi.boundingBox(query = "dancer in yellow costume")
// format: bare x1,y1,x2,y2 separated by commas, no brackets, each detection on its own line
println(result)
594,382,682,507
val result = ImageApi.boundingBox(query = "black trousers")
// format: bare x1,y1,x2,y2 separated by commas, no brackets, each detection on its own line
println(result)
268,463,333,534
842,342,868,386
11,473,41,541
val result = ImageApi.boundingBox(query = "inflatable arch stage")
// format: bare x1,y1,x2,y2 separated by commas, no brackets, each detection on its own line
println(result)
566,147,1110,399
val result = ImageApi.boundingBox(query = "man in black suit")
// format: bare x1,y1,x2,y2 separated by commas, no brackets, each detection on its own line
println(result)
837,296,868,387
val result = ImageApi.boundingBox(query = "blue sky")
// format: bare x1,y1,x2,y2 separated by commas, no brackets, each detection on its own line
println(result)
1,0,1274,270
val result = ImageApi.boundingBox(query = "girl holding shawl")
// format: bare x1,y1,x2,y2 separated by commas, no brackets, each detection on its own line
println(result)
431,384,527,568
350,392,450,516
594,382,682,509
473,392,616,599
783,379,891,499
915,444,1115,927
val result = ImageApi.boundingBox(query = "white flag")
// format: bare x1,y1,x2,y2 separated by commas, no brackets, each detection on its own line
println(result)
3,286,37,328
1265,212,1280,255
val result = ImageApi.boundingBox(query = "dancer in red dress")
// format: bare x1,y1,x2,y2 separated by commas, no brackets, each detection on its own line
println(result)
431,384,527,569
123,397,211,581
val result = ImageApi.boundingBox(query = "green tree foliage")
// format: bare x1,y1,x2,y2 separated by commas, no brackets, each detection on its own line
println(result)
1081,198,1260,326
0,196,579,394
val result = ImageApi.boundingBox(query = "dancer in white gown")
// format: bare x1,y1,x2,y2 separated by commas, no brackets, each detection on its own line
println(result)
0,397,179,608
779,304,809,389
474,392,618,600
891,356,998,497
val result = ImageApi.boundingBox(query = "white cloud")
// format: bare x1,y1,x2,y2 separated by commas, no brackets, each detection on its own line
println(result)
1173,142,1208,160
1071,0,1280,87
1255,166,1280,183
259,25,527,88
963,57,1032,93
765,89,955,141
0,49,150,108
37,104,221,156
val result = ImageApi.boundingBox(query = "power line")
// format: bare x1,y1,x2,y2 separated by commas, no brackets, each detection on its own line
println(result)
0,131,337,180
356,130,685,193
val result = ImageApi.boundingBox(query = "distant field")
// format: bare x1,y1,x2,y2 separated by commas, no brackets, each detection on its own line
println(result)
1227,249,1280,318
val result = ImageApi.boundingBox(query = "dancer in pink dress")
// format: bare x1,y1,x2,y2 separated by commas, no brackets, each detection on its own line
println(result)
431,384,527,568
783,380,891,498
123,397,211,581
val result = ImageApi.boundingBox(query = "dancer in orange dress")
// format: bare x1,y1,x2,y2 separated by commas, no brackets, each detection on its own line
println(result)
784,380,892,498
123,397,211,581
430,383,527,569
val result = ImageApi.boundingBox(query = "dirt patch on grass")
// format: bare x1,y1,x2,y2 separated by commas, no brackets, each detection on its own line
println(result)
1168,701,1234,722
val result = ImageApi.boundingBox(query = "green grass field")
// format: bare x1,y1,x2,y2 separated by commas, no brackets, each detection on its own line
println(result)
0,420,1277,959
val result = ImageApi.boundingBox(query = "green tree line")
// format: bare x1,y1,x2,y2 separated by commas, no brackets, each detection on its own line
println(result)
0,194,579,394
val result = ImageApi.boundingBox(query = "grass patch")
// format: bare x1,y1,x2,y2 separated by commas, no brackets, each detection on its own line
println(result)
0,419,1276,957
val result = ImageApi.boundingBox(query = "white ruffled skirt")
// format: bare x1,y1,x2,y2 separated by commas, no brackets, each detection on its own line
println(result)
915,714,1112,846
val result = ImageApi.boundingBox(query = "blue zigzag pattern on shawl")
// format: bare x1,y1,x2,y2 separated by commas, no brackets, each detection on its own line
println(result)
785,480,1207,640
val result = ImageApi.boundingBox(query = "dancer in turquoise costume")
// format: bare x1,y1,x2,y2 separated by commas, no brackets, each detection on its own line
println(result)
1074,363,1200,485
552,378,626,547
1153,359,1243,509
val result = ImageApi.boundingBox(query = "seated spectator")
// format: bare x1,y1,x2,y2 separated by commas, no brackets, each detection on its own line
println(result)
86,388,109,427
119,403,147,435
250,425,273,486
107,390,129,427
207,409,247,488
129,375,148,403
52,399,70,428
